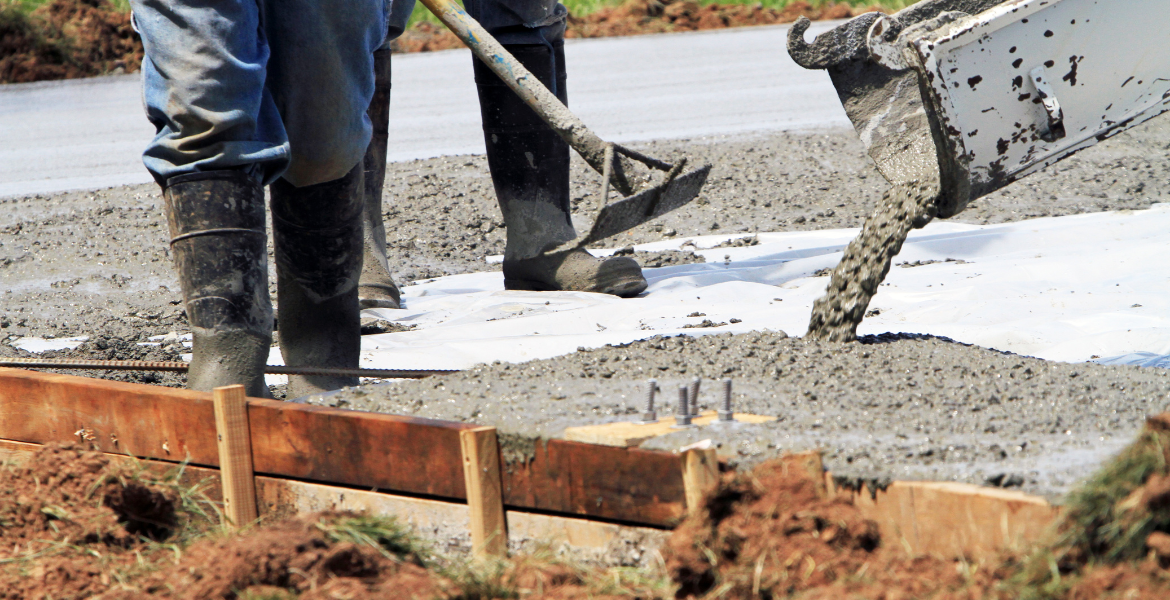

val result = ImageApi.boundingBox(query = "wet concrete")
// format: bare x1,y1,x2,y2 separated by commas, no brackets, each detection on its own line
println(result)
3,119,1170,500
309,330,1170,501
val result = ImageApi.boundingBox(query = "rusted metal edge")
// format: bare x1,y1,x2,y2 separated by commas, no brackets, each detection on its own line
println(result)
0,367,687,527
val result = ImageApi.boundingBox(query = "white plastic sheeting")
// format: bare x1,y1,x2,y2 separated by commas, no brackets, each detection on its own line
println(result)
359,204,1170,371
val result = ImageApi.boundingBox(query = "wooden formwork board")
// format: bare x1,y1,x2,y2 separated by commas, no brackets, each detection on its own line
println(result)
0,367,1064,559
0,439,670,554
840,479,1059,560
0,367,686,526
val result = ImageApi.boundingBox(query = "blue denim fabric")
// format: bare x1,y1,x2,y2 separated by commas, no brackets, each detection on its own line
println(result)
464,0,567,45
132,0,394,187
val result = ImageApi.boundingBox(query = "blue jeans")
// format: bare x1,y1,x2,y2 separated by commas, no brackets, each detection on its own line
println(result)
131,0,397,187
132,0,564,187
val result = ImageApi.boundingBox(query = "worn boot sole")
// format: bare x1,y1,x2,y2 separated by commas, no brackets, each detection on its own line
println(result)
504,276,647,297
503,250,648,298
358,283,402,310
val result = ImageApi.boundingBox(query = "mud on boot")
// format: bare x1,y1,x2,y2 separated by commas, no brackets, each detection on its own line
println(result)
357,46,402,310
474,42,647,298
271,165,365,399
164,170,273,398
504,248,646,297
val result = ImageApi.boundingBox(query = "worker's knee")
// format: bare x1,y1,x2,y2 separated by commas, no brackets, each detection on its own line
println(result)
465,0,567,42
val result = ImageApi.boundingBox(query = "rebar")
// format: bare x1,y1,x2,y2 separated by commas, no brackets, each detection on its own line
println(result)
719,378,734,422
688,376,701,416
640,378,658,423
0,358,453,379
675,384,693,427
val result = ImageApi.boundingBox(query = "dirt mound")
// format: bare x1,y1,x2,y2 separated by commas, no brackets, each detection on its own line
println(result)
0,444,449,600
658,457,991,599
0,0,140,84
127,513,450,600
390,0,884,54
0,444,181,600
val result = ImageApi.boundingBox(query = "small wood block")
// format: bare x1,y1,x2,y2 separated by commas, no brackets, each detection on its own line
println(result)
213,385,258,529
682,448,719,514
460,426,507,559
563,411,776,447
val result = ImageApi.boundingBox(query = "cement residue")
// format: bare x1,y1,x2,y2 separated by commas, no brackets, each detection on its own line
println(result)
307,331,1170,501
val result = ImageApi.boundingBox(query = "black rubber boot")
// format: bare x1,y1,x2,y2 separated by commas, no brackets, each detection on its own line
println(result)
164,170,273,398
270,164,364,399
358,46,403,310
474,43,647,297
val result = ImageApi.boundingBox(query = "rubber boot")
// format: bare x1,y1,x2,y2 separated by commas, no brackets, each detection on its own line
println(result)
164,170,273,398
270,164,364,398
358,46,402,310
473,43,647,297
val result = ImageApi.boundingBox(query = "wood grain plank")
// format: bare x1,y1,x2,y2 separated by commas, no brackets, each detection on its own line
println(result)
682,448,719,514
213,385,258,528
502,438,686,527
461,426,507,558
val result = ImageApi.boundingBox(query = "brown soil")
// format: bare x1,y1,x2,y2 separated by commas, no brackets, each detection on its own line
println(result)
10,439,1170,598
120,518,451,600
0,443,450,600
393,0,885,53
0,0,140,84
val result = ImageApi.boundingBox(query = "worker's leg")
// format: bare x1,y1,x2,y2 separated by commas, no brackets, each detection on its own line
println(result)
466,0,647,297
131,0,283,395
262,0,388,398
358,0,416,310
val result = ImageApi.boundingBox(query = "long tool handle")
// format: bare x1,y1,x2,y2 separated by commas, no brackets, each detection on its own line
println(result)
418,0,638,195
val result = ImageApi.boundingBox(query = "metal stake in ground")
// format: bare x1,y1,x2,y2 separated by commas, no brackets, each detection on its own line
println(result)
641,378,658,423
675,385,693,428
719,378,734,422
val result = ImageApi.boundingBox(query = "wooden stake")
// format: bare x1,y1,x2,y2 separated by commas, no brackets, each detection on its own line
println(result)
212,384,257,529
460,426,507,558
682,448,719,515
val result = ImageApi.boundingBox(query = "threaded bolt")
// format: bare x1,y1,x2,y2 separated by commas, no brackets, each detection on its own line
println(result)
718,378,734,422
688,377,702,416
675,385,693,427
641,378,658,423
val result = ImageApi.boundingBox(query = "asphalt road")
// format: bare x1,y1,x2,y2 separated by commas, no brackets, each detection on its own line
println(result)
0,22,848,198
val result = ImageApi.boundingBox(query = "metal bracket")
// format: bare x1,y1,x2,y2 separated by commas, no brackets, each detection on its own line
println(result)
1029,66,1067,142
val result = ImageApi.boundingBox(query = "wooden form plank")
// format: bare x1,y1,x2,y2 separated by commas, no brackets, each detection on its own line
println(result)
0,367,685,526
213,385,258,528
564,411,776,447
0,439,669,556
843,481,1059,560
503,438,687,526
0,367,219,463
245,398,472,499
682,448,719,514
461,426,507,558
